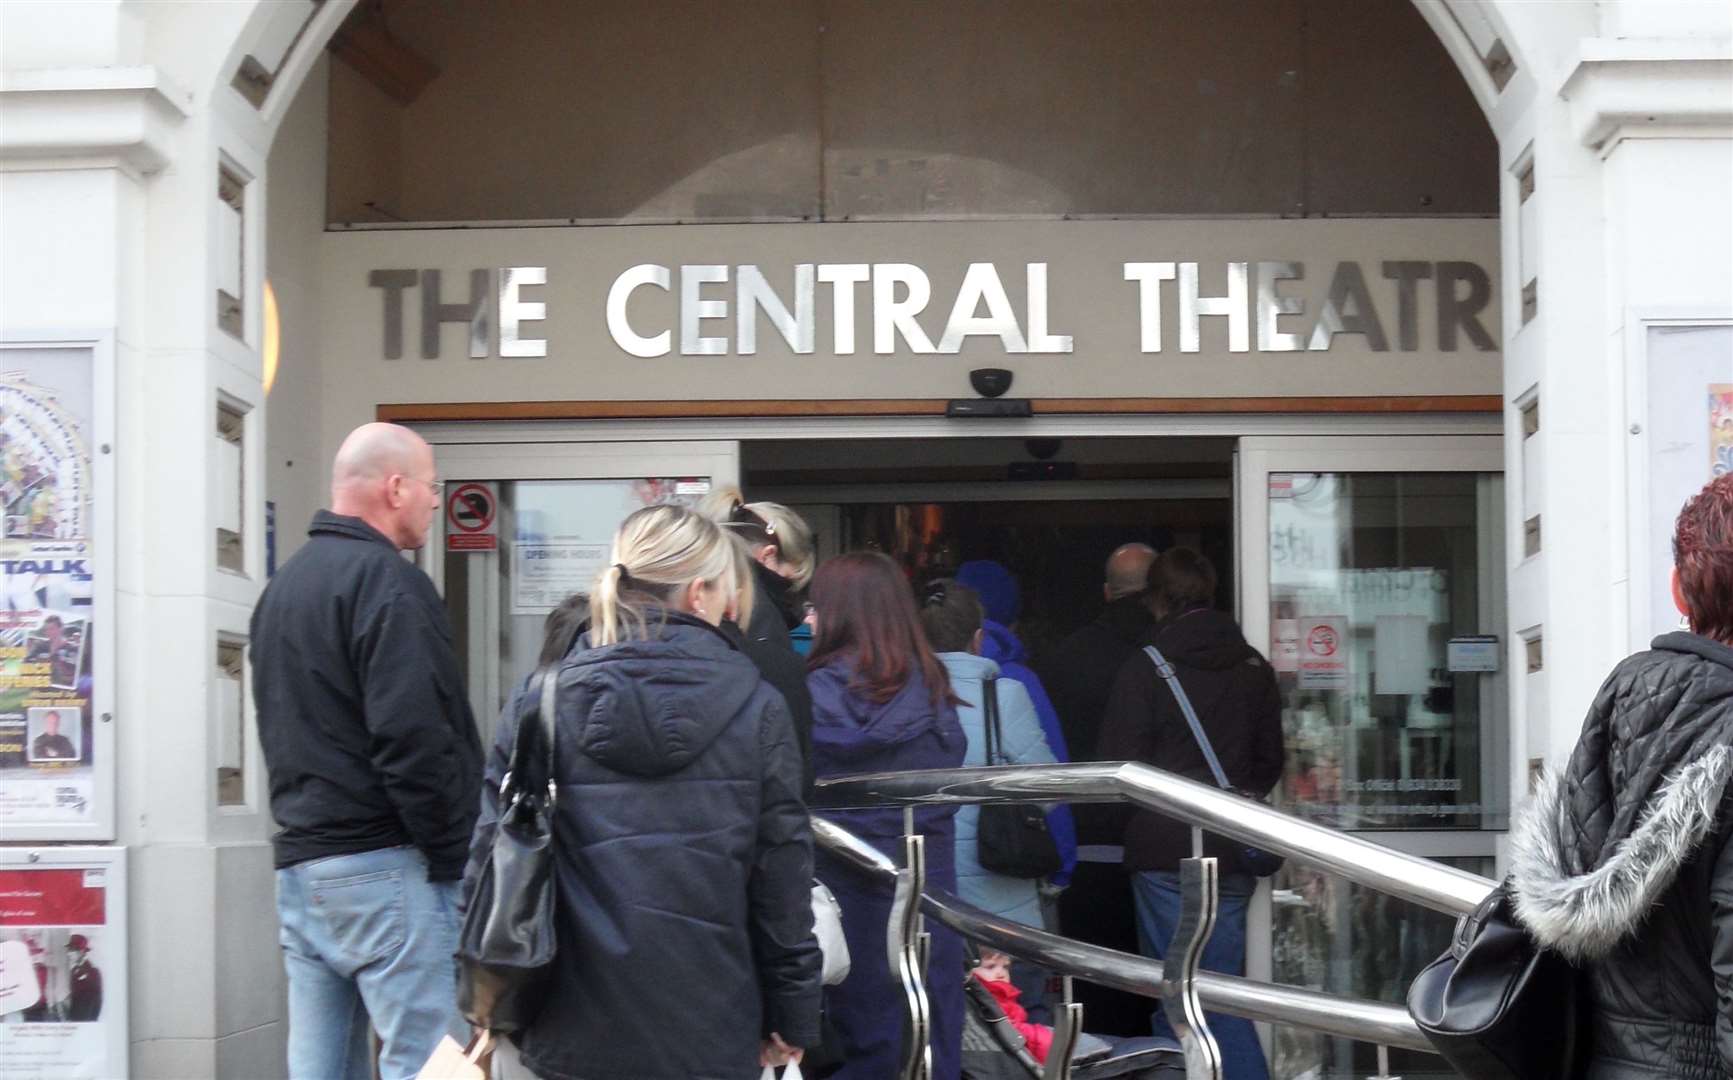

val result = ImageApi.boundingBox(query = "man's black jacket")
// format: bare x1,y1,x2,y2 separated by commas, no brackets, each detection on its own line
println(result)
1043,596,1154,762
250,511,482,880
1041,596,1154,845
1097,607,1284,874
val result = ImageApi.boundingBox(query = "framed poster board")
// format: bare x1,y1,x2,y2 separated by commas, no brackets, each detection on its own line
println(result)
0,337,115,842
1626,316,1733,649
0,846,129,1079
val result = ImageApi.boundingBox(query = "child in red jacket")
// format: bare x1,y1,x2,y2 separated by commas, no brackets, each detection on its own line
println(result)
970,950,1055,1063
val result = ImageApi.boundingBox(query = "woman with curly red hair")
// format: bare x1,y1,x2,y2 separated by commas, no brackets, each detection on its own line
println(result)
1511,473,1733,1078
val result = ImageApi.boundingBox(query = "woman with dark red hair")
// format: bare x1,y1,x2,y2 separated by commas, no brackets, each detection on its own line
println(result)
806,551,968,1080
1511,474,1733,1078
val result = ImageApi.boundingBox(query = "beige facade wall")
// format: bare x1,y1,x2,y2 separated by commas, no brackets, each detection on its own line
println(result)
327,0,1496,224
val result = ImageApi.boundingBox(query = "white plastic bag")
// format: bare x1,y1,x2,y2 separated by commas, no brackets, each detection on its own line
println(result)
812,880,850,985
760,1062,803,1080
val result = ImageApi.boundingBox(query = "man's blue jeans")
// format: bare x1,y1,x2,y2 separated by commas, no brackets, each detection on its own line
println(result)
1131,870,1270,1080
275,846,466,1080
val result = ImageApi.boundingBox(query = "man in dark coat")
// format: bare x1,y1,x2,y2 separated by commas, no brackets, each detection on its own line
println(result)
251,422,482,1080
1511,474,1733,1079
1097,547,1283,1079
1041,542,1155,1036
64,934,100,1021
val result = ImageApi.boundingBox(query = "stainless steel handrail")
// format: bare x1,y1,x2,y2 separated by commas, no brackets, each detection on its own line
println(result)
811,817,1433,1054
811,761,1496,917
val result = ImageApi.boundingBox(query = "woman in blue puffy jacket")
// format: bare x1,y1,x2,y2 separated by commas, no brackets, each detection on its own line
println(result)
917,578,1059,1018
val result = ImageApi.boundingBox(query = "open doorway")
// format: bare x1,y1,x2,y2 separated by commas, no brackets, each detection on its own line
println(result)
746,435,1236,667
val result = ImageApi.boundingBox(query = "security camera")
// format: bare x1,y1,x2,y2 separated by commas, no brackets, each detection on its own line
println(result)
969,368,1013,398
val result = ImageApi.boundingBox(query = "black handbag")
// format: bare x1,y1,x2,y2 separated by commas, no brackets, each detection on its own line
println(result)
1143,645,1285,877
1406,879,1585,1080
456,667,560,1033
976,675,1063,879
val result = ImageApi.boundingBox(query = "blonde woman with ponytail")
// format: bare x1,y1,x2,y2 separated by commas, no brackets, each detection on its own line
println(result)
698,487,819,791
463,504,820,1079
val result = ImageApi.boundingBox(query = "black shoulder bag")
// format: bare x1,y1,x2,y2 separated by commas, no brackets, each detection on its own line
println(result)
975,675,1063,879
1144,645,1284,877
457,667,560,1033
1406,879,1584,1080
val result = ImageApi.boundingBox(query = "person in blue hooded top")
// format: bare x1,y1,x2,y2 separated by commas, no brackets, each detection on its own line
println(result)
953,559,1078,891
807,551,968,1080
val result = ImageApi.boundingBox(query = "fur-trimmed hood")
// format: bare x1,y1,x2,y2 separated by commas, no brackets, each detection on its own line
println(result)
1511,744,1731,961
1509,632,1733,962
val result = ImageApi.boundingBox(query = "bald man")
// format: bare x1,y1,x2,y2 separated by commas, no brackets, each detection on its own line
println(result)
250,422,481,1080
1037,542,1157,1036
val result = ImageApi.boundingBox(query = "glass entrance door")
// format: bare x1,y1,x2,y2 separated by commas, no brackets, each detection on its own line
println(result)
422,438,739,740
1236,435,1505,1080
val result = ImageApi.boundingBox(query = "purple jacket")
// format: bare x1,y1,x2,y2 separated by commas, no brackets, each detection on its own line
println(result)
808,660,967,843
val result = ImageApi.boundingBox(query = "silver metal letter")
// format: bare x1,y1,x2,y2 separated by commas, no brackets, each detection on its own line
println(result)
368,269,417,359
1307,261,1389,351
737,264,815,355
937,263,1026,354
1436,261,1497,351
420,268,491,359
605,264,672,358
497,266,548,358
818,264,870,355
1255,262,1305,352
1124,262,1176,353
873,264,935,354
680,265,730,356
1179,262,1249,353
1381,261,1433,352
1026,263,1073,354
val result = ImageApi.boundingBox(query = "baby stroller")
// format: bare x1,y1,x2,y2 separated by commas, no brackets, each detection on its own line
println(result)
960,976,1185,1080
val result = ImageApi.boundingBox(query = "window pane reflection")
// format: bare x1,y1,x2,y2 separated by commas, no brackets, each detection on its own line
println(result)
1272,857,1493,1080
1269,472,1506,831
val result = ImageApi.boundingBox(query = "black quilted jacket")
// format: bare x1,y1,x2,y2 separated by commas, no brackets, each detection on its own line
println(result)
1510,632,1733,1079
463,609,822,1079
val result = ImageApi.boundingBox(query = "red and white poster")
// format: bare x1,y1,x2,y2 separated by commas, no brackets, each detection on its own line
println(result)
445,482,498,552
1296,616,1349,690
0,848,126,1079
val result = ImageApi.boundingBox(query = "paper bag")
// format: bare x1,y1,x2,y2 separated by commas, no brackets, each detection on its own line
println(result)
418,1031,492,1080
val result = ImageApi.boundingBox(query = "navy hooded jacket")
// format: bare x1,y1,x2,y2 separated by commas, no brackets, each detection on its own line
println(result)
465,609,821,1080
808,660,968,1080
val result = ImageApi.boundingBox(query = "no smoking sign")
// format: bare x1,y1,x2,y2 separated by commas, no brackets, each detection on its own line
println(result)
445,482,498,552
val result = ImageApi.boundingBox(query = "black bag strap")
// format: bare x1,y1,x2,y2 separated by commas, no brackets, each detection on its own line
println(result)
501,666,560,809
1143,644,1231,792
982,674,1002,765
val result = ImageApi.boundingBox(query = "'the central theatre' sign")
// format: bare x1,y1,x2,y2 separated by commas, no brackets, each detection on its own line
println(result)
319,218,1502,407
367,259,1494,361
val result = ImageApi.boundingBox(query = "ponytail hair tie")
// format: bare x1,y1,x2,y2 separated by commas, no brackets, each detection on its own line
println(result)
614,563,631,584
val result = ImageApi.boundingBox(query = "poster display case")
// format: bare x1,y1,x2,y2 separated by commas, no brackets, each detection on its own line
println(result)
0,338,114,843
0,846,128,1079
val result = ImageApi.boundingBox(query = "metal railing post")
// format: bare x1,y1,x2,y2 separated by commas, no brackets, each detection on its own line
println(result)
1162,856,1223,1080
891,814,932,1080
